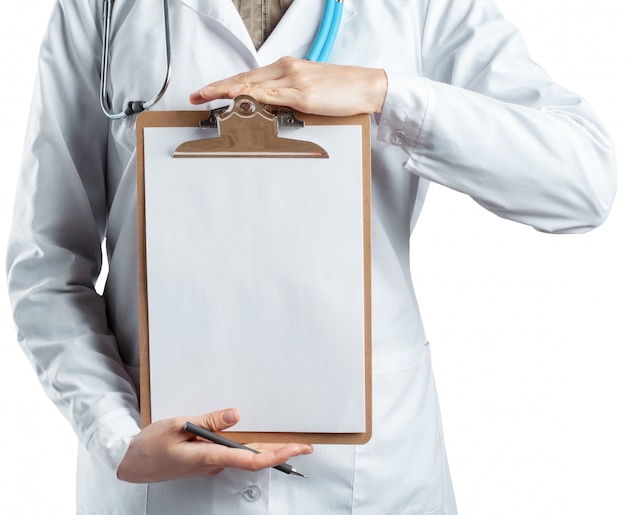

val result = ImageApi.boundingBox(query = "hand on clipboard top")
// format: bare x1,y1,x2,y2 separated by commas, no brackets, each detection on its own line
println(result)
189,56,388,117
117,408,314,484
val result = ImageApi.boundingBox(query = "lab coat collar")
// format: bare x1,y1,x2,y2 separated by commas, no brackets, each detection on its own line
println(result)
179,0,253,53
179,0,355,66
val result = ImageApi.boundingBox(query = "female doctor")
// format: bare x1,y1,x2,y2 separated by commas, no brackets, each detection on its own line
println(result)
6,0,616,514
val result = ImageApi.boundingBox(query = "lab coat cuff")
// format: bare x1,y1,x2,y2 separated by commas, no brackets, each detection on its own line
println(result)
377,71,430,156
84,408,141,474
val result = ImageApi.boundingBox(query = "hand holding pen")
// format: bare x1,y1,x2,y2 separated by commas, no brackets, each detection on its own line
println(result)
117,408,313,483
183,422,307,477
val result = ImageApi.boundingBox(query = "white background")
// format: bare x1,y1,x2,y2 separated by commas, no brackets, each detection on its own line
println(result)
1,1,624,513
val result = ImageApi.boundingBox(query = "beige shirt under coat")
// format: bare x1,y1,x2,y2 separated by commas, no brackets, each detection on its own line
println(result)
234,0,295,49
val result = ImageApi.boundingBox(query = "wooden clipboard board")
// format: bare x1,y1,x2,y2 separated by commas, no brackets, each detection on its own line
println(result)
137,96,372,444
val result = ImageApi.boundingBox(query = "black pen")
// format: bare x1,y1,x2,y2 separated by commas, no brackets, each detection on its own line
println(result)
183,422,307,478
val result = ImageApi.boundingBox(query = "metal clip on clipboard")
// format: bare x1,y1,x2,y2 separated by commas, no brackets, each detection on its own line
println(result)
173,95,329,158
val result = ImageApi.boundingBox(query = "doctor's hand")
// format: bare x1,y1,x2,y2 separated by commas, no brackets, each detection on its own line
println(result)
117,408,313,483
189,57,388,117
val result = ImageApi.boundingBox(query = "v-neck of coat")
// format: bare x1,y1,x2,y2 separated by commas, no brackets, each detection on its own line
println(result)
179,0,355,66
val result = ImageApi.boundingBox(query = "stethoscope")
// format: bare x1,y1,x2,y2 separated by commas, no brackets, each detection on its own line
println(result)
100,0,344,120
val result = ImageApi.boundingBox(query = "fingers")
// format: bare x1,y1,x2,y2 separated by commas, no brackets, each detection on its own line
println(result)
189,57,326,113
189,80,294,109
171,408,240,448
189,57,297,105
117,409,314,483
207,442,314,472
182,409,314,472
204,408,240,431
190,82,297,108
189,57,388,116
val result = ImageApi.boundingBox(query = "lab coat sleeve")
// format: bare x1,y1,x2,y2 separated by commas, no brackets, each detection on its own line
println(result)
377,0,617,234
6,1,140,472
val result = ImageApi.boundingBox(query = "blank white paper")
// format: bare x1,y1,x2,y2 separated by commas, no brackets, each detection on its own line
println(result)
144,124,366,433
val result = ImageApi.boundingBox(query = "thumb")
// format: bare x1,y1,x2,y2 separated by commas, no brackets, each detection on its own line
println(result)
197,408,240,432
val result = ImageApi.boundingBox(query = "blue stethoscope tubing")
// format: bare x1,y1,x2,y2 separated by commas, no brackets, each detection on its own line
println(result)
306,0,344,63
99,0,343,119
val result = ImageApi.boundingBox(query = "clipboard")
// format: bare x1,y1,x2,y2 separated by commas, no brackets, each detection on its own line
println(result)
137,96,372,444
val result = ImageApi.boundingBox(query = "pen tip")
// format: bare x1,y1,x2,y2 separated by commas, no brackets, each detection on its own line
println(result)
292,469,307,478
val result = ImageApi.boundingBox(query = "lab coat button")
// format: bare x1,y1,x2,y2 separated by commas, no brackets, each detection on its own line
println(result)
390,130,407,146
241,485,262,502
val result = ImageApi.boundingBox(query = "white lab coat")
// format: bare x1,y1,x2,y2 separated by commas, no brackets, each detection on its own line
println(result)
6,0,616,514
